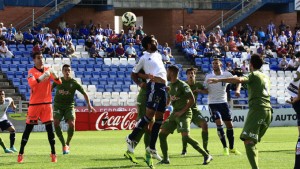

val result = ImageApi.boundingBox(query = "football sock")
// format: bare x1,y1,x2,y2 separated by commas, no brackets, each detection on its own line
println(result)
184,135,208,157
159,132,169,161
226,128,234,149
245,141,258,169
55,125,65,146
294,137,300,169
129,116,151,140
19,124,34,154
0,137,6,149
149,119,163,150
182,135,188,152
45,123,56,154
202,131,209,151
10,131,15,148
143,130,150,149
66,126,74,145
217,125,227,148
133,127,145,147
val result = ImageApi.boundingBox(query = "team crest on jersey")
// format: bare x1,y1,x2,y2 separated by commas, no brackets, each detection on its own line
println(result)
70,84,73,88
175,87,178,92
28,73,33,78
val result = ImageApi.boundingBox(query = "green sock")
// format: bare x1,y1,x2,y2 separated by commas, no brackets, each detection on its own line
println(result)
159,132,169,161
66,127,74,145
0,137,6,149
245,142,259,169
184,135,208,157
202,131,209,151
143,131,150,149
182,135,188,152
55,126,66,146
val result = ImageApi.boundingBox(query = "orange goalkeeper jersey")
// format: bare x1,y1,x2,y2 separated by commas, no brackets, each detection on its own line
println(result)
27,66,62,105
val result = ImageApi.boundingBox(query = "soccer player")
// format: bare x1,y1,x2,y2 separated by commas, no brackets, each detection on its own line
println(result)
159,65,212,165
18,52,62,163
52,64,96,155
125,35,167,167
180,67,209,155
203,58,241,155
0,90,17,153
207,54,272,169
124,69,152,165
286,68,300,169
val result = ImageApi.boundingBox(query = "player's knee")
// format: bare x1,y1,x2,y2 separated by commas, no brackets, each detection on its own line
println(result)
200,122,208,131
244,140,255,145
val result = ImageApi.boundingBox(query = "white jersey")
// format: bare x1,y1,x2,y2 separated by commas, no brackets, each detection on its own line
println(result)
0,97,12,122
204,70,233,104
287,80,300,97
132,51,167,83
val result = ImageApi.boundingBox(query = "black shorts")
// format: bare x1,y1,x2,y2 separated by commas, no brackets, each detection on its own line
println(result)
292,100,300,126
146,82,167,113
0,120,13,131
209,103,232,122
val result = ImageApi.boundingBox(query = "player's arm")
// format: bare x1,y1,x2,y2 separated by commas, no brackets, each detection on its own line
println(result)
131,72,146,88
82,91,96,113
207,76,245,84
9,99,16,111
131,57,145,88
174,93,195,117
235,83,242,97
27,70,50,87
49,68,62,85
51,82,57,91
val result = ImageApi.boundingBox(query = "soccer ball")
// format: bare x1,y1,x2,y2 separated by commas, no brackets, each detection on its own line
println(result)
122,12,137,26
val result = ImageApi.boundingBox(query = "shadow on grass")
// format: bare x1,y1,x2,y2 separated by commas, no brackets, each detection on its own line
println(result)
260,149,293,154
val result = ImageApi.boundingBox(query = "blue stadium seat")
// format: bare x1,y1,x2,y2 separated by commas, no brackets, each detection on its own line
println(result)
6,72,15,79
92,71,100,78
77,39,85,45
75,71,84,78
12,78,21,86
18,48,26,52
117,71,125,78
109,72,117,78
115,77,124,85
99,78,107,85
9,64,18,71
125,71,132,78
195,58,202,66
23,51,31,58
15,71,24,78
119,65,127,71
25,93,30,101
90,78,99,85
100,71,109,78
78,64,86,71
18,44,25,49
124,77,132,85
71,64,78,71
107,78,116,85
83,72,92,78
26,64,34,70
111,65,119,72
71,58,79,64
201,65,209,73
81,78,90,85
96,85,105,92
79,59,88,65
12,58,21,64
105,85,113,92
72,39,78,45
87,58,96,64
18,85,27,94
13,51,23,58
18,64,27,71
4,58,12,64
202,97,208,104
95,58,104,65
122,85,130,92
127,64,134,71
75,99,86,106
86,64,94,71
21,78,28,85
1,64,9,72
94,64,102,71
20,58,29,64
102,65,110,71
113,84,122,92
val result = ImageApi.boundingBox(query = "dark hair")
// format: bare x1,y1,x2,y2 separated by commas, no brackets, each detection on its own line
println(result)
168,65,179,75
62,64,71,70
250,54,263,69
186,67,198,75
32,51,42,59
142,35,157,51
212,58,222,64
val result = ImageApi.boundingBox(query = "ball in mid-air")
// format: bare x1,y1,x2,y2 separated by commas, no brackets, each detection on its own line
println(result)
122,12,137,26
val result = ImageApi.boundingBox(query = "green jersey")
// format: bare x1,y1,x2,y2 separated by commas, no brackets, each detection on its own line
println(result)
168,79,194,117
242,70,271,108
187,81,204,108
53,78,85,108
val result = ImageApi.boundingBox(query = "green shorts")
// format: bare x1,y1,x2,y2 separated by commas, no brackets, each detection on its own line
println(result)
191,107,206,126
53,105,76,121
161,113,191,134
240,107,272,144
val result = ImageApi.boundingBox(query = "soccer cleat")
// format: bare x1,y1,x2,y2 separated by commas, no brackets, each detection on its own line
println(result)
124,150,138,164
10,146,18,152
157,159,170,165
17,154,24,163
230,148,241,155
125,136,136,153
50,154,57,162
4,148,13,153
144,151,154,168
146,147,162,161
181,150,187,156
223,147,229,156
203,155,213,165
63,145,70,154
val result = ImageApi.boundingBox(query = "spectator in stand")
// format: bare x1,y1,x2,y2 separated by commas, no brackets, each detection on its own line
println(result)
295,45,300,57
31,23,40,35
228,37,238,52
287,36,295,47
264,37,275,51
104,24,113,37
85,36,93,51
0,41,13,58
175,30,184,48
212,44,222,58
8,24,16,35
163,42,172,58
15,30,23,45
295,32,300,41
42,35,53,54
115,43,125,57
89,44,100,58
257,44,264,55
126,34,136,45
225,62,234,74
208,33,217,47
203,43,212,57
118,30,127,45
257,27,266,41
32,42,42,53
285,25,293,38
0,23,6,34
63,23,71,34
109,30,119,45
287,44,295,57
54,37,64,47
71,24,80,39
187,44,198,60
35,30,45,45
238,25,245,36
219,37,228,52
63,31,72,44
192,32,199,42
191,38,200,51
267,20,276,36
278,56,289,70
66,41,75,58
89,25,96,36
23,29,34,45
48,30,56,42
277,44,287,58
265,45,274,58
273,36,282,50
231,26,239,37
288,56,300,70
236,37,245,52
295,23,300,34
50,43,61,58
5,30,15,44
96,23,103,35
186,32,193,42
135,35,142,45
279,20,287,33
198,30,207,47
125,43,136,58
242,33,251,46
279,31,288,45
94,38,102,51
240,60,249,73
106,43,115,58
181,36,190,53
214,31,221,43
215,25,224,36
101,37,109,49
58,43,67,58
79,25,89,39
95,30,103,42
161,50,171,64
227,31,235,42
41,24,49,34
250,31,258,45
54,28,62,38
135,25,145,38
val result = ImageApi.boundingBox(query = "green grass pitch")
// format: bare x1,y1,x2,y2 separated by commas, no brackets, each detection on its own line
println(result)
0,127,296,169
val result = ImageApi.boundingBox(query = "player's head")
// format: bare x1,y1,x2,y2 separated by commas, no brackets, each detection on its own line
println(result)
250,54,263,71
186,67,197,81
0,90,4,103
62,64,71,78
167,65,179,81
142,35,158,53
32,52,44,67
212,58,222,71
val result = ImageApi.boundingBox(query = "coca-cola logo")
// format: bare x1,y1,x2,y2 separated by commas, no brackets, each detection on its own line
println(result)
95,111,137,130
75,106,137,113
